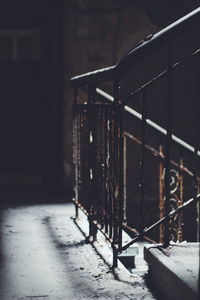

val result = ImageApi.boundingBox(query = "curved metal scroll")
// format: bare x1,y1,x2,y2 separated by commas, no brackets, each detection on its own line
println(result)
159,152,183,243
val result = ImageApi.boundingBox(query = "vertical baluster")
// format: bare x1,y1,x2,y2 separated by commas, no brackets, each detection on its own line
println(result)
87,102,93,238
159,145,165,243
81,107,84,206
197,181,200,243
80,106,84,208
113,79,120,268
100,106,105,228
113,80,119,243
177,157,184,242
79,107,83,209
88,84,96,104
123,134,127,225
87,84,97,240
104,105,109,234
96,106,101,227
109,107,113,239
164,43,173,247
118,104,124,250
193,57,200,294
84,107,89,210
78,106,82,207
73,87,79,218
194,57,200,242
78,106,82,206
139,89,147,232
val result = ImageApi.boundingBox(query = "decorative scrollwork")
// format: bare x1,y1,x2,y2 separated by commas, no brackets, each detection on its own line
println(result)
159,160,183,243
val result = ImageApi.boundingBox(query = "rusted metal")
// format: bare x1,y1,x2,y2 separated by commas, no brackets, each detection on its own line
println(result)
73,101,124,265
159,136,184,243
163,43,173,247
159,145,165,243
97,85,200,157
73,97,199,267
194,58,200,242
122,223,156,244
123,131,200,180
121,194,200,252
71,8,200,268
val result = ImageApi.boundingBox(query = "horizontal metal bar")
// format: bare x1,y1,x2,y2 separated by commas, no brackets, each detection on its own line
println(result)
71,65,115,86
122,223,156,244
92,220,114,245
72,199,89,217
96,88,114,102
120,194,200,252
116,8,200,76
123,131,200,180
72,199,117,247
96,88,200,156
124,48,200,104
75,103,114,107
124,131,161,156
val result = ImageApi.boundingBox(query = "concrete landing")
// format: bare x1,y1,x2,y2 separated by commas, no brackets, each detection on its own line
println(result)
0,201,155,300
144,242,199,300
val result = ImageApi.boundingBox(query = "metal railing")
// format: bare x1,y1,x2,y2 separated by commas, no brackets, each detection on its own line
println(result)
71,7,200,268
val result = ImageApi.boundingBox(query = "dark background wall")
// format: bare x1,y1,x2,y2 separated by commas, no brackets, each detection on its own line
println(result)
0,0,63,190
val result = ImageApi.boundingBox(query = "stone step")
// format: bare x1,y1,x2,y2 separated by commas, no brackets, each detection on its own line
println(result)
144,242,199,300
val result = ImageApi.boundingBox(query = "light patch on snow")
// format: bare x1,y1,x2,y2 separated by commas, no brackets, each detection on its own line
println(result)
0,203,155,299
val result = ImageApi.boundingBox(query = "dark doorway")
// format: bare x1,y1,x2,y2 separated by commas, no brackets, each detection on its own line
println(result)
0,0,63,190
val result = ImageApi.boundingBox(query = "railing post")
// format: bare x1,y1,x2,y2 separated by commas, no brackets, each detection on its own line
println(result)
139,89,147,232
112,79,119,264
159,144,164,243
73,86,79,219
123,134,127,224
112,245,118,269
177,157,184,242
164,43,173,247
104,105,109,235
193,74,200,293
108,107,114,240
87,83,98,241
194,58,200,242
118,104,124,250
112,78,123,267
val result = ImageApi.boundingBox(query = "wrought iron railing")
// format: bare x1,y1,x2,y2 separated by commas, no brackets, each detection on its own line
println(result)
71,7,200,268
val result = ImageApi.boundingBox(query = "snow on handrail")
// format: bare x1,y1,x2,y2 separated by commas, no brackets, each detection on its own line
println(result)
96,88,200,156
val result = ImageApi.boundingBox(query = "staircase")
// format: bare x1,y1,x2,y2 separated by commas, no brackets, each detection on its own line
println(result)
71,7,200,299
144,242,199,300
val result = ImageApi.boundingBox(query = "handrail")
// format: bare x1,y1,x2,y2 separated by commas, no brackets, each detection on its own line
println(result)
123,131,199,179
116,7,200,75
71,7,200,86
120,194,200,252
71,65,115,86
124,48,200,105
72,7,200,267
96,88,200,156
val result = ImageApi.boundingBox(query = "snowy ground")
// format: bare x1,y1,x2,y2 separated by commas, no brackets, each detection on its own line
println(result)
0,202,155,300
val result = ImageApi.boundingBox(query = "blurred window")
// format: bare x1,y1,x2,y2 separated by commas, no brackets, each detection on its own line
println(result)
0,29,40,61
